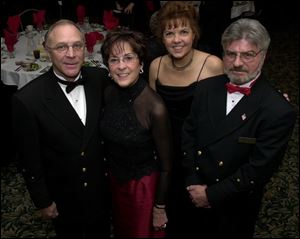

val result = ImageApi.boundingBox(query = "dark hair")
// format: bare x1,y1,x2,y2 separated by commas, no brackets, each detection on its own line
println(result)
155,1,200,47
101,29,147,66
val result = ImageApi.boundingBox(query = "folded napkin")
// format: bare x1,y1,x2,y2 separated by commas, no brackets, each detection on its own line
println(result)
85,32,104,53
7,15,21,33
33,10,46,30
3,29,18,52
76,4,86,24
103,10,119,30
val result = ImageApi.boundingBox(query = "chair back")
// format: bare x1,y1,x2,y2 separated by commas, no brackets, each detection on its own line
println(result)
18,8,39,31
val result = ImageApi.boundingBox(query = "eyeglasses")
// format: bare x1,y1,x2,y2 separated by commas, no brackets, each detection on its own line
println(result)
45,42,85,53
108,53,138,65
223,49,263,62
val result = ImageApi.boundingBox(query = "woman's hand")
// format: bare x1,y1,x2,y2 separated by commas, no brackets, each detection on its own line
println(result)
152,206,168,231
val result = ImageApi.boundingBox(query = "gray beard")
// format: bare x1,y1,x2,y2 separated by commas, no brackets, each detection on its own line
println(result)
225,68,261,85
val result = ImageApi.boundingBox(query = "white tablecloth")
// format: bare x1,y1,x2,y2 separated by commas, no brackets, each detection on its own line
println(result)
1,28,106,89
1,30,52,89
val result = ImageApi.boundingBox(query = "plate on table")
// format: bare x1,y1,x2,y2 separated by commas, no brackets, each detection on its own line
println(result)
22,62,41,71
91,23,104,32
91,23,100,28
82,61,96,67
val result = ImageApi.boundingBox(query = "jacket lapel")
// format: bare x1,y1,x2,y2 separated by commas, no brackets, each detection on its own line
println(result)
43,71,84,138
208,77,228,128
204,76,268,147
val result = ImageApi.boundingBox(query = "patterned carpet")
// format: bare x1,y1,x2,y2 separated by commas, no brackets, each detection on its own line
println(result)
1,23,299,239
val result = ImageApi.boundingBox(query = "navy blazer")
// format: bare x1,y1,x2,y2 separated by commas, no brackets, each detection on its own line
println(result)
182,74,296,208
12,66,110,224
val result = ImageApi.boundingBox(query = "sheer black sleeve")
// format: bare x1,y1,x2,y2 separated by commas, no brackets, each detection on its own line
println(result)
133,85,173,205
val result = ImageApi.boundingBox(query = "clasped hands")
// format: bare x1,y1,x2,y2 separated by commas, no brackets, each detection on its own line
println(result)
187,184,211,208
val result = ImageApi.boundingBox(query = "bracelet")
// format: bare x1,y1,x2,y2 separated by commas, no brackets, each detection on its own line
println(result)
154,204,166,209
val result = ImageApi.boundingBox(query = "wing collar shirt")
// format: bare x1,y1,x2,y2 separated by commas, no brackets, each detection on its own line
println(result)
54,71,87,125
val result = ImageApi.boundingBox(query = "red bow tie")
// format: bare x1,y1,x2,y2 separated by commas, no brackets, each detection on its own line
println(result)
226,83,251,96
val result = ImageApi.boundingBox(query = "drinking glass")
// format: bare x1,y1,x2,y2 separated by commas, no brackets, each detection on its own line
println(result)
33,49,40,60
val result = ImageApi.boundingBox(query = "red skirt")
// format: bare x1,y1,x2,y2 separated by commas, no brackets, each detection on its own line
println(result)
110,171,166,238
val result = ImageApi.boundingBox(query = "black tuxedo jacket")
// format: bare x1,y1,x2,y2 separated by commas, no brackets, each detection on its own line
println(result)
12,67,110,226
182,74,296,208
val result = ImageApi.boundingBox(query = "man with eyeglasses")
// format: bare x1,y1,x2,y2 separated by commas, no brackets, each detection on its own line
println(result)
12,19,111,238
181,18,296,237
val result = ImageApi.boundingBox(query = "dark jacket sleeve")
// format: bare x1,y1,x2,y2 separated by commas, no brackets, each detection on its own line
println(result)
12,94,53,208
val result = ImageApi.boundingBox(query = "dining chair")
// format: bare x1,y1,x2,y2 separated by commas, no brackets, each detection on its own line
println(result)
18,8,39,31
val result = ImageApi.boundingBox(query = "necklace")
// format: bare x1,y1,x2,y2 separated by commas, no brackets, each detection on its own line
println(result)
171,50,194,71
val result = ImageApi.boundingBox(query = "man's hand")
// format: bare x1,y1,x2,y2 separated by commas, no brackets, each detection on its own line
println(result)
187,184,211,208
39,202,59,219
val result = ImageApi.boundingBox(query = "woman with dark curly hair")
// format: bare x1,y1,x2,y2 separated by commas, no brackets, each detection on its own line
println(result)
100,29,173,238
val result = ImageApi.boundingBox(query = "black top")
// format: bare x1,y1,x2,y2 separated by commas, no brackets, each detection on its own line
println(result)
100,77,172,204
156,81,197,138
154,55,211,174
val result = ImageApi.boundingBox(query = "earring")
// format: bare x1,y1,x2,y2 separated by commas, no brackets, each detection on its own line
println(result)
139,67,144,74
108,72,114,80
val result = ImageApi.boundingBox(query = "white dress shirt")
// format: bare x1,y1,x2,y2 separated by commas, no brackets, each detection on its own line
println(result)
55,71,87,125
226,77,258,115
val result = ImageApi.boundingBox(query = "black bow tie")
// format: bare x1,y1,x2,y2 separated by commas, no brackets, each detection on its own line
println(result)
57,76,85,93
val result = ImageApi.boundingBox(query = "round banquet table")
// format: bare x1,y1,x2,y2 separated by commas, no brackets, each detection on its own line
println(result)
1,27,106,89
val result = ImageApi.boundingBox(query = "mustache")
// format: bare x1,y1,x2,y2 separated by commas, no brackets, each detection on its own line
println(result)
229,67,248,72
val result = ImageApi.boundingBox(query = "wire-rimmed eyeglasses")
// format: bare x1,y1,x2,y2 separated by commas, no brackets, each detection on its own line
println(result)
45,42,85,53
108,53,138,65
223,49,263,62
